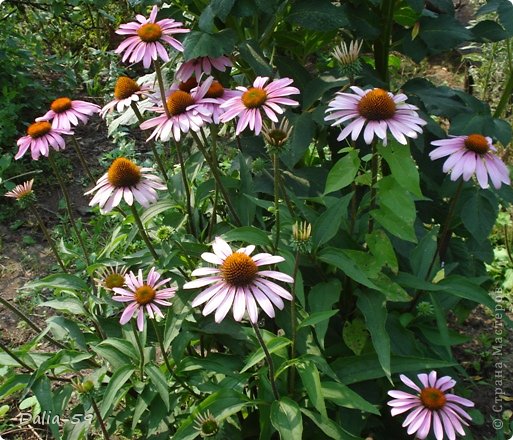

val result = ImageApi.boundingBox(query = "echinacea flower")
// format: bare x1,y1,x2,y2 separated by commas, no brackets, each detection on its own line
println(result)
140,76,217,142
4,179,34,201
387,371,474,440
183,237,293,323
262,118,293,151
94,264,129,291
190,79,239,124
324,86,426,145
100,76,152,117
36,97,100,130
332,40,363,77
112,267,176,331
115,5,189,69
176,55,232,81
15,121,72,160
429,134,510,189
220,76,300,135
85,157,166,213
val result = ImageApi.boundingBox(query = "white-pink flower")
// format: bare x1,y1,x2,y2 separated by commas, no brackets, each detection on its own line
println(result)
140,76,218,142
183,237,294,323
115,5,189,69
176,55,232,81
388,371,474,440
112,268,176,331
430,134,510,189
4,179,34,201
219,76,300,135
36,97,100,130
85,157,166,213
324,86,426,145
15,121,71,160
190,80,239,124
100,76,152,117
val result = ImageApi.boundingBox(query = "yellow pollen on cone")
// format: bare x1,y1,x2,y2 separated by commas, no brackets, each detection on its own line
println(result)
166,90,195,116
27,121,52,138
114,77,141,100
242,87,267,109
134,285,156,305
107,157,142,188
51,97,72,113
137,23,162,42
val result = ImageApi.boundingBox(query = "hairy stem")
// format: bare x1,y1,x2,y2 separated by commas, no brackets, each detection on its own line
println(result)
132,320,145,379
273,153,281,252
174,139,196,237
90,397,111,440
71,135,95,185
153,59,171,119
129,203,159,260
368,142,379,234
251,321,280,400
288,250,300,396
373,0,396,86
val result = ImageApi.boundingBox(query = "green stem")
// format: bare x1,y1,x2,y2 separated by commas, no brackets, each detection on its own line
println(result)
190,131,242,226
0,340,35,371
208,187,219,242
273,153,281,252
250,321,280,401
504,225,513,265
131,102,168,180
71,135,95,185
374,0,396,86
482,43,498,101
129,203,159,260
368,142,379,234
494,63,513,119
90,397,111,440
132,320,145,378
48,153,90,265
288,250,300,396
153,59,171,119
29,204,67,272
173,139,196,237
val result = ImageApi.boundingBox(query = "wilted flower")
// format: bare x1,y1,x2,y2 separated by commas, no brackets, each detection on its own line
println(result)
220,76,300,135
184,237,293,323
262,118,293,152
429,134,510,189
85,157,167,213
115,5,189,68
4,179,35,203
94,264,129,291
332,40,363,77
112,268,176,331
15,122,71,160
36,97,100,130
176,55,232,81
325,86,426,145
388,371,474,440
100,76,152,117
194,410,220,438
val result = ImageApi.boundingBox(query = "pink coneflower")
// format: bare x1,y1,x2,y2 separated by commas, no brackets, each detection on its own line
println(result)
100,76,152,117
388,371,474,440
190,80,239,124
140,77,217,142
324,87,426,145
15,121,71,160
94,264,129,291
115,5,189,69
112,268,176,331
183,237,294,323
430,134,510,189
4,179,34,200
176,55,232,81
219,76,300,135
36,97,100,131
85,157,166,213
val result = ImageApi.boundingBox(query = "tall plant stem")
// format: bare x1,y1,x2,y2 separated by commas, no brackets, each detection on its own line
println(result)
0,340,36,371
153,60,171,119
151,319,200,398
251,321,280,400
482,43,498,101
48,153,90,265
90,397,111,440
173,139,196,237
273,153,281,252
374,0,397,86
288,250,300,396
29,205,67,272
131,102,169,180
208,187,219,241
190,131,241,226
494,63,513,119
129,203,158,260
368,142,379,234
0,296,67,350
132,320,145,378
71,135,95,184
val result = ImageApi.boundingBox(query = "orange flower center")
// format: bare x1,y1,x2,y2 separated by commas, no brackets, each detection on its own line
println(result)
179,77,198,93
242,87,267,109
420,387,447,411
205,81,225,98
134,284,156,305
357,88,396,121
221,253,258,287
137,23,162,42
104,273,125,289
464,134,489,155
107,157,141,187
114,76,141,100
27,121,52,138
50,97,72,113
166,90,195,116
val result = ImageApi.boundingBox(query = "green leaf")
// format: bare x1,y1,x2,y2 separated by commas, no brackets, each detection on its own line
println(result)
409,227,439,279
183,29,236,60
418,15,472,54
238,39,273,76
324,149,360,194
366,230,398,274
357,291,391,381
210,0,236,20
471,20,509,42
297,310,339,330
302,77,346,109
47,316,87,350
92,341,133,370
430,292,452,359
98,338,139,361
461,190,498,242
271,397,303,440
321,381,380,415
301,408,362,440
241,336,291,373
283,112,315,167
100,365,134,418
288,0,348,31
33,377,60,439
297,361,326,417
223,226,271,246
308,280,341,349
379,142,422,198
312,193,352,248
40,298,86,315
372,273,411,302
25,274,88,292
343,319,368,356
145,363,170,411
